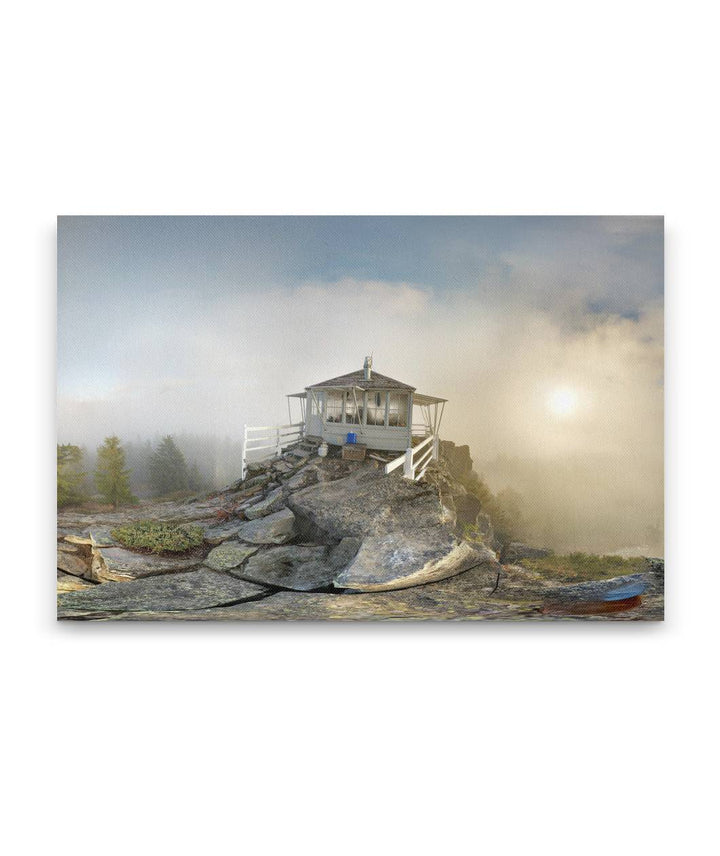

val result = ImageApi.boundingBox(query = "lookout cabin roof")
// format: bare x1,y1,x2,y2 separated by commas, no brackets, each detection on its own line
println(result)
306,369,415,392
286,367,446,406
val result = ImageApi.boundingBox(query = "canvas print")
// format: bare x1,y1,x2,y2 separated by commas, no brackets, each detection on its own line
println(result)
57,216,664,621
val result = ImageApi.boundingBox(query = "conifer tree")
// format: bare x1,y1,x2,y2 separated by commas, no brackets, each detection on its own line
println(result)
188,460,206,492
148,435,190,496
57,444,87,507
94,436,136,508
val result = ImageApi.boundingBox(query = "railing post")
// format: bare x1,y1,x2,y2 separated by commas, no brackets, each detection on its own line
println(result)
432,433,439,460
403,446,414,480
276,426,282,457
241,423,247,481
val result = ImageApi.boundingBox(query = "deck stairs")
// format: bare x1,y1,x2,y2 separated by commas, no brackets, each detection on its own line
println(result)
286,435,322,459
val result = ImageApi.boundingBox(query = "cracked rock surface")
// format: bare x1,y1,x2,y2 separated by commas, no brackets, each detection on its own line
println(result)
58,568,270,617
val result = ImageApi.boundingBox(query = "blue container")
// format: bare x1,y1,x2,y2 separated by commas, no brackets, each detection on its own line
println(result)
346,432,357,444
602,580,647,601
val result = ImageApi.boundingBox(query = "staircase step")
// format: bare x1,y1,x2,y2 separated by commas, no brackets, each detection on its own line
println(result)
288,447,310,458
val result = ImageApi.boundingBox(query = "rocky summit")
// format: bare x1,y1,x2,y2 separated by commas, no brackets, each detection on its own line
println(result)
57,440,664,621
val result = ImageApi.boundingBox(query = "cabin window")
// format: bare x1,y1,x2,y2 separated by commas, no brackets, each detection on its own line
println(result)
366,391,386,426
309,392,320,416
345,392,363,425
388,393,408,427
325,390,343,423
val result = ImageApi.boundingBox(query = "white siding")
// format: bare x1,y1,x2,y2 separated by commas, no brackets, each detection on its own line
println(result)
307,387,414,451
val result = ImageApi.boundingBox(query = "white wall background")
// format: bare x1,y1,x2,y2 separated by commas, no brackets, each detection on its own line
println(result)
3,2,718,855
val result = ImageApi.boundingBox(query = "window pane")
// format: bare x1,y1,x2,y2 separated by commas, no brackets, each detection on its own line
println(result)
325,391,343,423
345,394,361,425
388,393,408,427
367,391,386,425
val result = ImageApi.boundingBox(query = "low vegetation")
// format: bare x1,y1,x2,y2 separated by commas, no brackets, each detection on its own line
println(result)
110,521,204,554
520,552,646,582
461,523,487,545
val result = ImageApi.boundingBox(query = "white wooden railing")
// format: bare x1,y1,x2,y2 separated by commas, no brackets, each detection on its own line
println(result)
384,433,439,482
241,422,304,481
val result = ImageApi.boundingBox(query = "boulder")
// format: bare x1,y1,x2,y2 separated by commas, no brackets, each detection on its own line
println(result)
454,493,483,527
244,473,272,488
57,568,270,617
60,534,94,546
439,440,473,479
204,542,259,572
200,520,244,545
238,493,266,509
237,508,295,545
57,571,96,592
285,465,320,491
286,466,442,541
87,528,120,547
327,537,361,571
335,531,497,592
239,545,334,591
57,544,93,578
91,546,202,582
243,487,285,520
501,543,551,564
287,464,496,591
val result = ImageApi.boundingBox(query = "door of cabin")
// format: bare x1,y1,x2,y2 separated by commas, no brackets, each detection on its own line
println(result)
305,390,323,438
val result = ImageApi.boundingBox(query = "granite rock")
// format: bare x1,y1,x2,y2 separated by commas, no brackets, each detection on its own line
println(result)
58,568,270,617
204,541,259,572
335,530,497,591
91,546,202,582
239,545,334,591
237,508,296,545
243,487,285,520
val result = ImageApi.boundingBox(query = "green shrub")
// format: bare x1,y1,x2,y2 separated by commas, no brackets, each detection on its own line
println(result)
462,523,486,545
111,521,204,554
521,552,646,582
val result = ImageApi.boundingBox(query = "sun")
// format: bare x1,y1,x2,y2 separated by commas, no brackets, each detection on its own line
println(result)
547,387,578,418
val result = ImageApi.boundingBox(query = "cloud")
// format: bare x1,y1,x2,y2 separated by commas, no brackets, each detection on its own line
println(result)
58,278,662,460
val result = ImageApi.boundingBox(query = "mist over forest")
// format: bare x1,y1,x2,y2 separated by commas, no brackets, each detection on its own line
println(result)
60,433,243,499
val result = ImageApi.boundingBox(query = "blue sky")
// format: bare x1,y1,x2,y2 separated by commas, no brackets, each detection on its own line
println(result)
58,215,663,304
